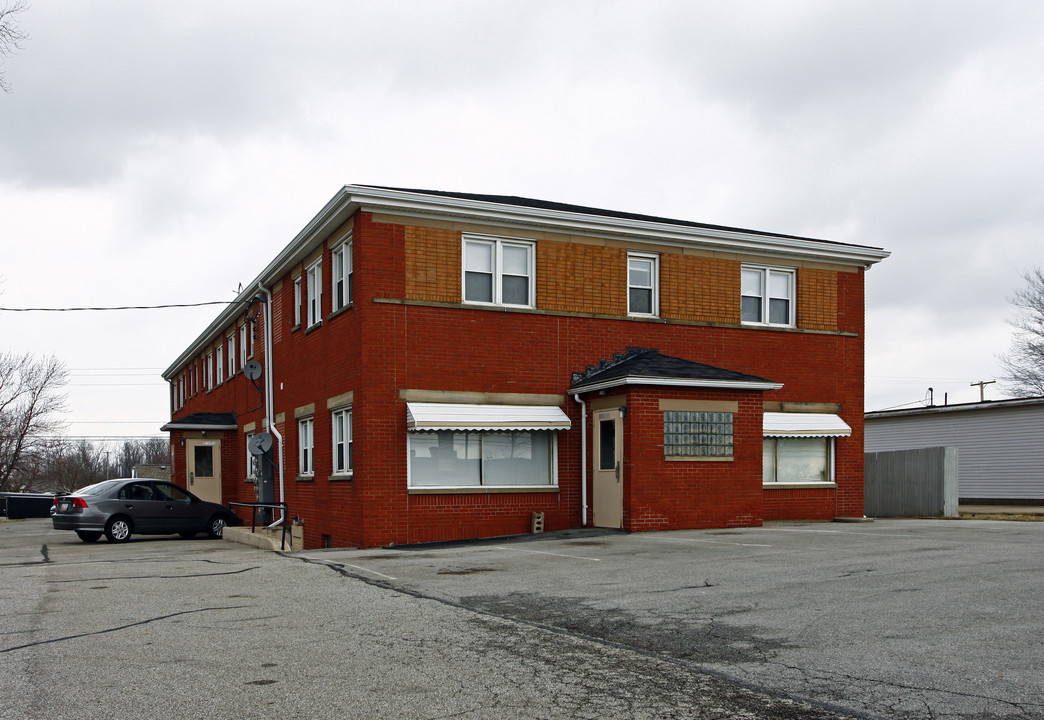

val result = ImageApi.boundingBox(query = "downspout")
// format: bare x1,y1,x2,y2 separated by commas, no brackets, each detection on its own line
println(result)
573,393,587,526
256,284,285,527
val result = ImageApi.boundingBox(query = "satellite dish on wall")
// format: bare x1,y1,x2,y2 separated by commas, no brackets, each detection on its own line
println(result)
248,431,273,456
243,360,263,380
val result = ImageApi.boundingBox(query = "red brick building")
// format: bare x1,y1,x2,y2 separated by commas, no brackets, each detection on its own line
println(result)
162,185,889,549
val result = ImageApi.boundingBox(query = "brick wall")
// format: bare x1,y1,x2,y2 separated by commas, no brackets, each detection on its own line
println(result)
169,210,868,547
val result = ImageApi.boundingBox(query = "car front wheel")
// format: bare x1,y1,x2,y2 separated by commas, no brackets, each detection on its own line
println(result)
206,514,227,539
105,516,132,543
76,531,102,543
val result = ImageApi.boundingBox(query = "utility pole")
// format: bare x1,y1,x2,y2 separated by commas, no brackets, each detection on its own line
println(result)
970,380,996,402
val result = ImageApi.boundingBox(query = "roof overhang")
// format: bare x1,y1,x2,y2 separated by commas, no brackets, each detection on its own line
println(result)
569,375,784,395
160,412,238,433
763,412,852,437
406,403,571,432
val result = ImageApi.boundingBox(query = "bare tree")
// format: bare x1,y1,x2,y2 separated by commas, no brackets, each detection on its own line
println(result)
999,267,1044,397
0,352,68,491
0,0,29,93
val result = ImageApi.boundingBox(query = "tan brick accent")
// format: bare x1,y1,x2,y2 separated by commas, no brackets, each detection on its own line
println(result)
537,240,626,314
405,226,461,303
662,255,741,323
797,267,838,331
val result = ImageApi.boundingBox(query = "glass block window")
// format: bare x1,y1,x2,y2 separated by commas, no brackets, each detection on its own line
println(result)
663,411,734,458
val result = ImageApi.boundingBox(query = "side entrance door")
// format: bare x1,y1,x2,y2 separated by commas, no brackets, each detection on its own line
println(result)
592,408,623,528
186,439,222,504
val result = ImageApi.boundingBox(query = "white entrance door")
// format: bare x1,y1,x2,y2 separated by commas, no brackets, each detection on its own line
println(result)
592,409,623,528
186,439,222,504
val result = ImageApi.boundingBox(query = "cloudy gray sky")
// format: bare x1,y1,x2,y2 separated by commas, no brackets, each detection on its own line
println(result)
2,0,1042,440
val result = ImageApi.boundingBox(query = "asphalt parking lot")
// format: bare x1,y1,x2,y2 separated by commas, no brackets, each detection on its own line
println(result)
2,518,1042,719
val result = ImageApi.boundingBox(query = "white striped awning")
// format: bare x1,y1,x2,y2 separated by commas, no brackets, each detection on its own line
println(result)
763,412,852,438
406,403,572,432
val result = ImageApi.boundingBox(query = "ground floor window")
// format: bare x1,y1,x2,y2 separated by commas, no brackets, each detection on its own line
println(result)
663,410,733,458
298,417,314,476
332,408,352,475
408,430,556,488
763,437,832,483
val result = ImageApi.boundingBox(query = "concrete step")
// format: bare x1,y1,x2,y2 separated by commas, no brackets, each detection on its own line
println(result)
223,524,301,551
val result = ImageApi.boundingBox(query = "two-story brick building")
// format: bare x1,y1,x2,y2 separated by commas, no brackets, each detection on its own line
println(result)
162,185,889,549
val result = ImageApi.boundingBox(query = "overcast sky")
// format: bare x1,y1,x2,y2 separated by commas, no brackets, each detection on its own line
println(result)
2,1,1042,441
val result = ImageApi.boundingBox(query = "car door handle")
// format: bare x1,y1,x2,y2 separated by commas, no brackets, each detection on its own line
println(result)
124,504,134,509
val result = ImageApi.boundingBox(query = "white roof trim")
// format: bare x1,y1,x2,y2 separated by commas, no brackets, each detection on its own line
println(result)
406,403,571,432
569,376,784,395
763,412,852,437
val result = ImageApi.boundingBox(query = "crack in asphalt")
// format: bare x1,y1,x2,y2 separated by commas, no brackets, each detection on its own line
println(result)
763,657,1044,718
44,566,260,582
0,605,251,653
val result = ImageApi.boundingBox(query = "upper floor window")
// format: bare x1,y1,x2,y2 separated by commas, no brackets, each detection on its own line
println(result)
205,352,213,391
463,236,535,308
627,253,659,317
215,345,224,385
293,277,302,327
239,323,249,363
741,266,794,326
332,236,353,311
227,334,236,377
306,259,323,327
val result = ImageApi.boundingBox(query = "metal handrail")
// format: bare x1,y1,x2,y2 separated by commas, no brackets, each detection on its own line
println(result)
228,501,290,550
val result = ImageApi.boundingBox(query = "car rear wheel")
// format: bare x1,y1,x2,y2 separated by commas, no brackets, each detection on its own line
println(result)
105,516,132,543
178,531,197,539
76,531,102,543
206,514,227,539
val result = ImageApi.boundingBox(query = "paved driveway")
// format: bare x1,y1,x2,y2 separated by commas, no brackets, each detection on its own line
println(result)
296,519,1044,719
2,518,1042,719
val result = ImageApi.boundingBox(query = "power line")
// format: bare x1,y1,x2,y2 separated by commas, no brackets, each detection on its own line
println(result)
0,300,250,312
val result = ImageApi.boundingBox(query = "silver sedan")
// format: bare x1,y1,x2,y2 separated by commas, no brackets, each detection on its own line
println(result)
51,478,238,543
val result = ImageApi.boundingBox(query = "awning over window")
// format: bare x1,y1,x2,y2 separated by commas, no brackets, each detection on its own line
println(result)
406,403,571,432
763,412,851,438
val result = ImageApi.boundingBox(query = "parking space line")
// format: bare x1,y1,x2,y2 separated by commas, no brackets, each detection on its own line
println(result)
637,535,772,548
769,528,914,538
338,562,397,580
492,545,602,561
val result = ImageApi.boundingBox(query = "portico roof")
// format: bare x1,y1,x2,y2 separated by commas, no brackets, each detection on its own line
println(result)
569,347,782,394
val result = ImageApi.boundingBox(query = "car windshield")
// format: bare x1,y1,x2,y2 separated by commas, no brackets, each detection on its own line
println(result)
76,480,124,496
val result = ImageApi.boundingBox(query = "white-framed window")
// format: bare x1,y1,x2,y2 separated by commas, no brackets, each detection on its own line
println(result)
205,352,214,391
627,252,659,316
239,323,249,364
245,432,261,481
332,236,353,311
215,345,224,385
763,437,834,484
306,259,322,327
741,266,795,326
293,276,302,327
463,235,535,307
408,430,557,488
663,411,734,458
298,417,314,476
332,407,353,475
227,334,236,377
